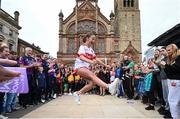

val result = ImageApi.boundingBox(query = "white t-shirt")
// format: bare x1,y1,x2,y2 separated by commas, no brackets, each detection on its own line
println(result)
74,45,96,69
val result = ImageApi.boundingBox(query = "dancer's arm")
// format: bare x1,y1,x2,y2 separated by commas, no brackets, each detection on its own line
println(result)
95,58,110,68
0,59,17,66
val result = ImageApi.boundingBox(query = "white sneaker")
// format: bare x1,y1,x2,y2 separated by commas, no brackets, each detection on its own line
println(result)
53,94,57,98
73,92,80,105
41,99,45,103
77,101,81,105
0,115,8,119
108,78,120,95
68,93,72,96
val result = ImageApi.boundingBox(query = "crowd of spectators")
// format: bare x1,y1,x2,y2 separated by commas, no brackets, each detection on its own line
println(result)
0,43,179,119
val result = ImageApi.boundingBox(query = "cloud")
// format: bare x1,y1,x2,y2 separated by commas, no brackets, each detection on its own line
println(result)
140,0,180,55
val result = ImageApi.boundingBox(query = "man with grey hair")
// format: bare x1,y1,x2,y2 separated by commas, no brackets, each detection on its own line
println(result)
19,47,40,108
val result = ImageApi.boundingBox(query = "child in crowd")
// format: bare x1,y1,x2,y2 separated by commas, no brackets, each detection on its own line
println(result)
37,67,46,103
67,70,75,95
48,62,57,99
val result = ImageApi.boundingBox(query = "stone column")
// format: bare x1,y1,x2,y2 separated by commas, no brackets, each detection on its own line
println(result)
58,10,64,53
75,2,78,33
75,34,79,52
110,11,115,33
95,1,98,33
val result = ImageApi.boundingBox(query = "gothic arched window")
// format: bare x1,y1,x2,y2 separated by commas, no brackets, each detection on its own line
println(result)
98,24,106,34
127,0,130,7
124,0,133,7
98,38,105,53
67,38,76,54
68,24,75,34
131,0,134,7
77,21,96,33
67,20,107,34
8,39,15,51
123,0,127,7
0,35,5,46
0,35,5,41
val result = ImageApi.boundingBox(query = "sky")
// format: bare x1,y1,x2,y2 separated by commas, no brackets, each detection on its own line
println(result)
1,0,180,58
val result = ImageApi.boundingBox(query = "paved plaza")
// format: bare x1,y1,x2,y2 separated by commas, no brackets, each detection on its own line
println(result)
19,95,163,118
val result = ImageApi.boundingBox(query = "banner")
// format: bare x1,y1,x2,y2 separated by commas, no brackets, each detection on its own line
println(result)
0,67,29,93
144,48,154,64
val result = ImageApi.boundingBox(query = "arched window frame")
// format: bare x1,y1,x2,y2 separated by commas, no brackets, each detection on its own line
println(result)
131,0,134,7
67,37,76,54
98,38,105,53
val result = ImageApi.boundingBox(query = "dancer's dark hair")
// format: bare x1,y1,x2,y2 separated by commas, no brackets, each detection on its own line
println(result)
82,32,96,43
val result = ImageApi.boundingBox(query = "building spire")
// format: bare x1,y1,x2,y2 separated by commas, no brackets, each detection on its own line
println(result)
59,9,64,18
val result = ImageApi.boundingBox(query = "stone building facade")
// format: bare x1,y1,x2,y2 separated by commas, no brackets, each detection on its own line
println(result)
0,8,21,52
0,6,47,57
57,0,141,64
18,38,48,57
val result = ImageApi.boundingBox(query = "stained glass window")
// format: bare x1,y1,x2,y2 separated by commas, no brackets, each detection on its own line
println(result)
67,20,107,34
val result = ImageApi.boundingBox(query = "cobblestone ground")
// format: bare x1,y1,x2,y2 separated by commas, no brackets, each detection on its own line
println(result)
20,95,163,118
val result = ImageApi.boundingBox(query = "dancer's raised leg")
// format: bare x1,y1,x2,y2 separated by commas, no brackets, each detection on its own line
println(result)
76,68,119,95
77,68,108,89
77,80,95,95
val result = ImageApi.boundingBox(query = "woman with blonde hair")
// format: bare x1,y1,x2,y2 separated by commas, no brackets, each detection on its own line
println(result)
160,44,180,119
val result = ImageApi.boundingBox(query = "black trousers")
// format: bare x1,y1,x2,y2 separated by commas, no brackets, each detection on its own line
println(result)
148,73,165,105
19,93,30,107
37,87,45,101
0,93,5,114
123,76,134,99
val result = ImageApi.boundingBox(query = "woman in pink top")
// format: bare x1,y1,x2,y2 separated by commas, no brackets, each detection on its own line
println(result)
73,33,119,104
